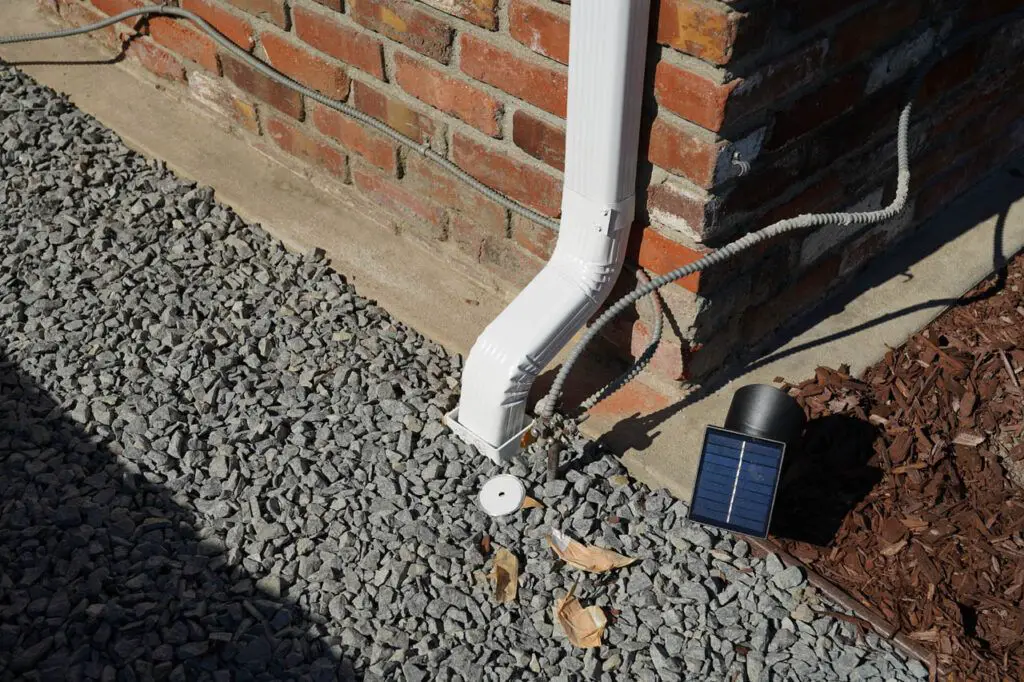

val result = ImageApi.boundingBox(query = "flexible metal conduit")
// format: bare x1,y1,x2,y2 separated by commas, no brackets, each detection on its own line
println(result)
539,101,914,421
0,6,560,232
6,5,1023,455
537,5,1024,425
578,266,664,415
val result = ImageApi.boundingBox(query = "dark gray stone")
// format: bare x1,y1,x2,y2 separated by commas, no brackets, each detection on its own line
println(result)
773,566,804,590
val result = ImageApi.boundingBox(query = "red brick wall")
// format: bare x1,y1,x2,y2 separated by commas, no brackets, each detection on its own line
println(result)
45,0,1024,383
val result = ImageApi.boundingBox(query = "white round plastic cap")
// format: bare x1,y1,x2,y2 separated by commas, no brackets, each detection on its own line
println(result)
478,474,526,517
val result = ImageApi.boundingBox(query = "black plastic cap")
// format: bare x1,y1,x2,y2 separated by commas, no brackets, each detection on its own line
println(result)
723,384,806,448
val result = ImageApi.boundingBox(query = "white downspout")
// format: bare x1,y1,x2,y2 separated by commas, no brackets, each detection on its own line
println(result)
446,0,651,463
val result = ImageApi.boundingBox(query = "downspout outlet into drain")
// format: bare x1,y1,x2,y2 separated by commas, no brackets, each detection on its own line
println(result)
446,0,652,463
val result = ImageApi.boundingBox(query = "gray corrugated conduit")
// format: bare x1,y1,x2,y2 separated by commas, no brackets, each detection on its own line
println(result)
577,266,665,415
543,6,1024,423
538,101,914,422
0,6,561,232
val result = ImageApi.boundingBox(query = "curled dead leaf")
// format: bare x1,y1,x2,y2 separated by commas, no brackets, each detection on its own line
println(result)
548,529,636,574
489,547,518,603
521,496,544,510
553,583,606,648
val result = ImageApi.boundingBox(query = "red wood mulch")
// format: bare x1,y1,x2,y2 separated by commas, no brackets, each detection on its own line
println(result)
771,254,1024,681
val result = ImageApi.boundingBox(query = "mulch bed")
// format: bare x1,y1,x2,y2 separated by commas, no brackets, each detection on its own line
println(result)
770,253,1024,680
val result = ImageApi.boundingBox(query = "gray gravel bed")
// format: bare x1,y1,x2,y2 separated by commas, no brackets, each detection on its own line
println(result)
0,66,927,681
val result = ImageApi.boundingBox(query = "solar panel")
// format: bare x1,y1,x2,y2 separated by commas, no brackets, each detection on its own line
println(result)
687,426,786,538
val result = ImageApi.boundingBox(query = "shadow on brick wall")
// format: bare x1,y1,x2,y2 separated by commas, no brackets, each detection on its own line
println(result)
0,351,357,681
596,155,1024,463
631,2,1024,378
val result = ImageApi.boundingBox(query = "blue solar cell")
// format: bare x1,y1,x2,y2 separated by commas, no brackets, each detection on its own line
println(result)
687,426,786,538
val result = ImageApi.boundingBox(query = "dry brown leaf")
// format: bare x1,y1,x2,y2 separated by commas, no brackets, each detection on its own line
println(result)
521,496,544,510
548,529,636,573
490,547,518,603
553,584,606,648
480,535,492,555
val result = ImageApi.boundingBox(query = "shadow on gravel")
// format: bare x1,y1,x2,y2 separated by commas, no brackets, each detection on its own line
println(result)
769,415,883,547
0,351,357,681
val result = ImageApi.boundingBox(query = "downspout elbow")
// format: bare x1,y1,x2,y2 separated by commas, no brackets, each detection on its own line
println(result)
446,191,636,463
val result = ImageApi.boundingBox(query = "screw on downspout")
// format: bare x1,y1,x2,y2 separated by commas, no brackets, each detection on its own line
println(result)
731,151,751,176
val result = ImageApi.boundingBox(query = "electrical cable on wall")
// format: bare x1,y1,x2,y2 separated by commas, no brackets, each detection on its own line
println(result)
0,6,561,233
537,99,914,424
576,266,665,417
538,5,1024,425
